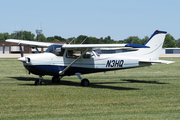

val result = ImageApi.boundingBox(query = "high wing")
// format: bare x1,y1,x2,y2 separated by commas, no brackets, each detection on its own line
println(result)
6,39,54,47
6,39,150,51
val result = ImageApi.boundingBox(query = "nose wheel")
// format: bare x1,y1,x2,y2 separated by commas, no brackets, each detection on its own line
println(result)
75,73,90,87
35,76,42,85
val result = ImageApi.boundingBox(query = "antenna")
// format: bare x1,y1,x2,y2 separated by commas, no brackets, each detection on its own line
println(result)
21,25,23,40
81,37,88,44
13,30,19,39
69,38,76,44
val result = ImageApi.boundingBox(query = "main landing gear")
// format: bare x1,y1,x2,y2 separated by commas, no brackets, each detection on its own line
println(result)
34,74,89,87
52,76,61,83
75,73,90,87
34,75,61,85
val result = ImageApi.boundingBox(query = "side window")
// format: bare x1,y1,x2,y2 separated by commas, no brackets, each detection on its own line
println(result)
59,48,65,56
83,53,92,59
66,50,81,58
55,48,65,56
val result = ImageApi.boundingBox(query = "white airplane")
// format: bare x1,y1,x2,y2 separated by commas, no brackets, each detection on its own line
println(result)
6,30,174,86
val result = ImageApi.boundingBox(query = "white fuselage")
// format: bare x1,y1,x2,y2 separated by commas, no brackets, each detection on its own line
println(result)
20,49,149,76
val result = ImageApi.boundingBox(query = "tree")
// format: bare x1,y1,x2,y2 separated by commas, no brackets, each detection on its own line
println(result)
118,40,124,44
47,37,54,42
23,31,35,41
67,37,76,44
98,37,104,44
53,39,59,42
36,34,46,41
0,33,10,41
123,36,134,43
76,35,88,44
0,33,4,41
86,37,97,44
0,30,179,48
54,36,66,41
104,36,115,44
176,38,180,47
141,36,149,45
163,34,176,48
131,36,140,44
10,31,35,41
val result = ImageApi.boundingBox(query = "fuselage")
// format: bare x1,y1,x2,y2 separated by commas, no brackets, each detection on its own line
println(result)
19,49,151,77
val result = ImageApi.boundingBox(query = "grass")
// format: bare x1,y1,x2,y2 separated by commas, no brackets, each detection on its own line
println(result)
0,57,180,120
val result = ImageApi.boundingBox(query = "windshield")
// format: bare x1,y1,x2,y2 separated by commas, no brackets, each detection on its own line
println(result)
45,44,64,56
45,44,63,53
92,51,100,57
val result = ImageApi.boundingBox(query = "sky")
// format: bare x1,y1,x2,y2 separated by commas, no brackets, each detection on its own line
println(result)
1,0,180,40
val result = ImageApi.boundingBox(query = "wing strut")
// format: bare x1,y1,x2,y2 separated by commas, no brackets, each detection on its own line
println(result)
59,49,89,75
34,46,40,53
18,43,24,57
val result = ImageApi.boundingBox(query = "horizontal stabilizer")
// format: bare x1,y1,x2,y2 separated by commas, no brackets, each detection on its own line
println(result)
139,60,175,64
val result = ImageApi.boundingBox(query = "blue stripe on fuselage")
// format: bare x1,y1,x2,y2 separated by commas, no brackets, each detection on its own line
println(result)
25,63,139,76
24,65,65,76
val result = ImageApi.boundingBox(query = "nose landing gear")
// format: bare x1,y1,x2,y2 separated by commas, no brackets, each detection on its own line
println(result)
34,76,42,85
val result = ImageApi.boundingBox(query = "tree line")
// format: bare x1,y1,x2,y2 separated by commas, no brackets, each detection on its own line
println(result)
0,30,179,48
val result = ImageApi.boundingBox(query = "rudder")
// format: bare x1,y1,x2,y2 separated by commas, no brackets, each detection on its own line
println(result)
140,30,167,60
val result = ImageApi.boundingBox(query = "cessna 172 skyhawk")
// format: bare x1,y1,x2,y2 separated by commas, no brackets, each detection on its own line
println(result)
6,30,174,86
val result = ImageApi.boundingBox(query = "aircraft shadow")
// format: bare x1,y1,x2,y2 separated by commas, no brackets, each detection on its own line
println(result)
10,77,140,91
122,79,170,84
10,77,170,90
9,77,37,82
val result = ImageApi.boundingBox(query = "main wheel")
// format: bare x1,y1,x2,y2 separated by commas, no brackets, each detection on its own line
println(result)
52,76,60,83
35,80,42,85
81,79,90,87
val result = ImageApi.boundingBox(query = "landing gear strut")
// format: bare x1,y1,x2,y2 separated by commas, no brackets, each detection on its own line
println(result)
35,75,42,85
75,73,90,87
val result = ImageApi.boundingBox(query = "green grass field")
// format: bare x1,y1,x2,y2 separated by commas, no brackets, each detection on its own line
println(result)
0,57,180,120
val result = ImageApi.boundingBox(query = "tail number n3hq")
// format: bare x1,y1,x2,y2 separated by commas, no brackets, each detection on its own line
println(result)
106,60,124,67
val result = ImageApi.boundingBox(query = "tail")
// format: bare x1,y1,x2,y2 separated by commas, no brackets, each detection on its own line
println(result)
139,30,167,60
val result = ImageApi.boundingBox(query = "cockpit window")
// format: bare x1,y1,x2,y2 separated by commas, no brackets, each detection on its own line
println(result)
66,50,81,58
45,44,64,56
92,51,100,57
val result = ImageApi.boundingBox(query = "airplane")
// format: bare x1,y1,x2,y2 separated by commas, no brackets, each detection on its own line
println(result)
5,30,174,86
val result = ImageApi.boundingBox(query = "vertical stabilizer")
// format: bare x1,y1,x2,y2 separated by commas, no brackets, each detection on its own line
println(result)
140,30,167,60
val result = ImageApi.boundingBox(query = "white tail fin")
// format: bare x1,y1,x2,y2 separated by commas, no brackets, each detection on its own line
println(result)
139,30,167,60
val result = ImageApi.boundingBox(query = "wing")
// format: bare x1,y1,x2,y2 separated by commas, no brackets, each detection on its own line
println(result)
6,39,150,50
5,39,54,47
